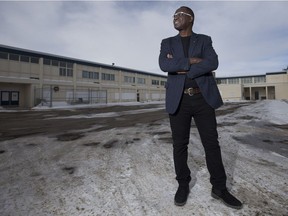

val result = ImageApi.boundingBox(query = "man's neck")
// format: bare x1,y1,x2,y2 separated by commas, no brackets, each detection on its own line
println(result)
179,29,192,37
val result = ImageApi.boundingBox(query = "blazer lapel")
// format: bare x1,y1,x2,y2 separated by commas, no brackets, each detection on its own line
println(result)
171,35,185,57
189,33,198,56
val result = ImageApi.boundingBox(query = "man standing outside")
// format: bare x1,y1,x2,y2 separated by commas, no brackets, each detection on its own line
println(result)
158,6,243,209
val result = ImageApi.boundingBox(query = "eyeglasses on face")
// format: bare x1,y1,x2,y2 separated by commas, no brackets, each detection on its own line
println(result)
173,12,192,19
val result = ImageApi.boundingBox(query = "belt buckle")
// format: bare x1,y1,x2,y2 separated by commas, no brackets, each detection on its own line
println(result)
187,88,194,96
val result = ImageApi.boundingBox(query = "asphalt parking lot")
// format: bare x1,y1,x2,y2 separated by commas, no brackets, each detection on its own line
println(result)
0,101,287,216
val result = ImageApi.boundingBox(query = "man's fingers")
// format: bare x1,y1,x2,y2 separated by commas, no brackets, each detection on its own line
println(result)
167,54,173,58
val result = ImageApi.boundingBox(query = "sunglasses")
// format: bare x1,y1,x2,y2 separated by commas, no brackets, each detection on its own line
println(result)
173,12,192,19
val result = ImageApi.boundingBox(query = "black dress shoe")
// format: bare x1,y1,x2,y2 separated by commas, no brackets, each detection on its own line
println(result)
174,185,190,206
211,188,243,209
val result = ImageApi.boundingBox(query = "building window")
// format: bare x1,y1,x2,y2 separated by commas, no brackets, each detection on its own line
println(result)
137,78,145,84
59,68,66,76
241,77,252,84
0,52,39,63
60,68,73,77
20,55,30,62
160,80,166,86
30,57,39,64
228,78,239,84
124,76,135,83
102,73,115,81
216,79,227,84
0,52,8,59
60,61,66,67
82,71,89,78
152,80,159,85
254,76,266,83
51,60,59,66
9,54,19,61
43,58,51,65
82,70,99,79
67,69,73,77
91,72,99,79
67,62,73,68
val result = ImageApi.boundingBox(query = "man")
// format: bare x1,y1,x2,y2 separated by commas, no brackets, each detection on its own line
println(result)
158,6,243,209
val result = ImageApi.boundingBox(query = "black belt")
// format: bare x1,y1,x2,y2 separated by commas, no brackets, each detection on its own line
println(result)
183,87,201,96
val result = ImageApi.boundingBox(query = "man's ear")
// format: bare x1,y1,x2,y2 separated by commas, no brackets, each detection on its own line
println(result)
190,17,193,23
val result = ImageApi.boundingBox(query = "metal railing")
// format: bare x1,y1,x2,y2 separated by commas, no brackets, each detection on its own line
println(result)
34,86,107,107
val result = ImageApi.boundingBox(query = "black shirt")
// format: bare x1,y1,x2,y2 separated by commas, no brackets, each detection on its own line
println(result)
181,36,198,88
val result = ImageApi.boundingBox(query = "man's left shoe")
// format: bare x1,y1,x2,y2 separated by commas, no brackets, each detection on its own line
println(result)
211,188,243,210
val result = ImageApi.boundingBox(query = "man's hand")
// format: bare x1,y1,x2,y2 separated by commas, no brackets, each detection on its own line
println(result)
167,54,173,59
167,53,188,74
190,57,202,64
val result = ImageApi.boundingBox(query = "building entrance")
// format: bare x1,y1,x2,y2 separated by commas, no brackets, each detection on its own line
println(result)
1,91,19,106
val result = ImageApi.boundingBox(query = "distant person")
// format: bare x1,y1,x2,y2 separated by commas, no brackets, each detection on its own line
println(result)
158,6,243,209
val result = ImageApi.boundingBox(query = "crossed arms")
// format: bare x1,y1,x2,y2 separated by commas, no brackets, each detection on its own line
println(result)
166,54,202,74
159,35,218,78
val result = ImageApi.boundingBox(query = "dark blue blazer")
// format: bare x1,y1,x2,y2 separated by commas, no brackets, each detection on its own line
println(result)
159,33,223,114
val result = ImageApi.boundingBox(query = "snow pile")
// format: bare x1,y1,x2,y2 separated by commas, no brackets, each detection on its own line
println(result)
237,99,288,124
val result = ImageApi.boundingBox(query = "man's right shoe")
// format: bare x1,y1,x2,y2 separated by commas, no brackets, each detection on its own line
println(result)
174,185,190,206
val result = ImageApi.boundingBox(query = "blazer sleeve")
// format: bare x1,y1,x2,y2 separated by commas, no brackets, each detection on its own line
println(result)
158,37,190,73
186,36,219,79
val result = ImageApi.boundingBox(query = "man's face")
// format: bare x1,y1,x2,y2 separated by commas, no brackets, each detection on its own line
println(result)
173,8,193,31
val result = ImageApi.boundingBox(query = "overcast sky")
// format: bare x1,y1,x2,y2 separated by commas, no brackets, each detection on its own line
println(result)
0,1,287,77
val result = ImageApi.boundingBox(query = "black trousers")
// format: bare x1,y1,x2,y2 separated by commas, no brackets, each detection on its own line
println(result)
169,93,227,190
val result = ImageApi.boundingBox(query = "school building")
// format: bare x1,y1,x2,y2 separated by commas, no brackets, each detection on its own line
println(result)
216,71,288,101
1,44,287,109
0,44,167,108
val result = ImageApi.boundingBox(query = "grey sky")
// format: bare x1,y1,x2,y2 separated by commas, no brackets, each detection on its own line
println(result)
0,1,287,77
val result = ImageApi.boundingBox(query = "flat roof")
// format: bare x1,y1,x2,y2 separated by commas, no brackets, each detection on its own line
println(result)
217,71,286,79
0,44,167,78
266,71,287,75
